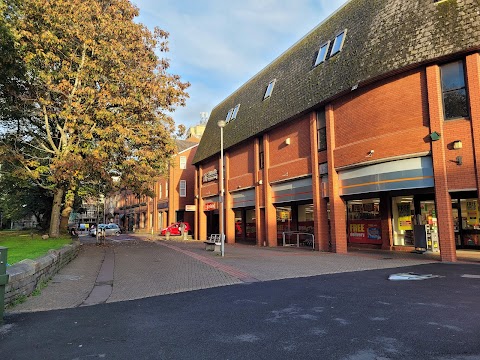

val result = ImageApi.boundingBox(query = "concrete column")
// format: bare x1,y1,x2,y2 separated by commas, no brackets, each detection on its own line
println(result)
326,104,347,254
426,64,456,262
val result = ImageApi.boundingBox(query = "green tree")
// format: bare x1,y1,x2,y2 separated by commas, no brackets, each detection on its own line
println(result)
0,0,189,237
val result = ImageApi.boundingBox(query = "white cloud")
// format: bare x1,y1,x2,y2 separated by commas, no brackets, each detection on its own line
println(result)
132,0,349,127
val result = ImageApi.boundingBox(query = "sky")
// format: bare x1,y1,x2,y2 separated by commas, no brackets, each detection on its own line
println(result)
131,0,349,129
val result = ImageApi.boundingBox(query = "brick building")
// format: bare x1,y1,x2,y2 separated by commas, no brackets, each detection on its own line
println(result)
113,139,199,236
192,0,480,261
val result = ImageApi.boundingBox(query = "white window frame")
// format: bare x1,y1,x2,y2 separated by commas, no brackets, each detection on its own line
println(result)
264,79,276,99
165,182,168,198
314,41,330,66
231,104,240,120
179,180,186,197
329,30,347,57
180,156,187,169
159,184,162,199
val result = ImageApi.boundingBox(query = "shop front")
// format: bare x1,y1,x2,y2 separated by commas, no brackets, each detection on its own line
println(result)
272,177,314,246
340,156,436,250
451,193,480,249
203,196,219,237
232,189,256,244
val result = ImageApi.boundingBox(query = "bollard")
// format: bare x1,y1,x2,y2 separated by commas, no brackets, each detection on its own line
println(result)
0,246,9,324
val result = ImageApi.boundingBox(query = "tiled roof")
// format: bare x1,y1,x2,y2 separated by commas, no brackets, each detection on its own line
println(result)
193,0,480,164
175,139,198,153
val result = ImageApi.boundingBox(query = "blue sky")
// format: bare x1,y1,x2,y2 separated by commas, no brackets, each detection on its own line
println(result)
131,0,349,129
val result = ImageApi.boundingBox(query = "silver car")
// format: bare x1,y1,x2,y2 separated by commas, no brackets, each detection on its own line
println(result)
90,223,121,237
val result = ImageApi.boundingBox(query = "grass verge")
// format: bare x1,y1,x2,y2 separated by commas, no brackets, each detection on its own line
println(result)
0,231,72,265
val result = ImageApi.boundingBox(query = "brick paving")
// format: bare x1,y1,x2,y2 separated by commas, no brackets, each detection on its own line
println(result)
8,233,480,314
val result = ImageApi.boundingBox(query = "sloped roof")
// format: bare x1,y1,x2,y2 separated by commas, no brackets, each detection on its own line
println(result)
175,139,198,153
193,0,480,164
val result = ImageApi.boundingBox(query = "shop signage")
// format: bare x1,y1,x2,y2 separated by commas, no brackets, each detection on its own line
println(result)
202,169,218,183
204,202,217,211
185,205,196,211
348,219,382,244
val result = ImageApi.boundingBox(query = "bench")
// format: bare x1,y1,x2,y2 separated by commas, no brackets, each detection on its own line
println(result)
204,234,222,252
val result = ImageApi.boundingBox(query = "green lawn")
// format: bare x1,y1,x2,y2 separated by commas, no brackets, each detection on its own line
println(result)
0,231,72,265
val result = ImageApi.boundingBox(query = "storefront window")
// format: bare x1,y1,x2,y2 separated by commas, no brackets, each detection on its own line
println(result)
298,204,314,234
246,209,256,239
392,196,414,246
460,199,480,246
276,206,292,243
347,199,381,244
234,210,243,240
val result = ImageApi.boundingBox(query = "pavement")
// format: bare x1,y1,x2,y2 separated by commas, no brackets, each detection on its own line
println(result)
7,232,479,314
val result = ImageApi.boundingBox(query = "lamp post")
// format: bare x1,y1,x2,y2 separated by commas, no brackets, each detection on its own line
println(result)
217,120,226,257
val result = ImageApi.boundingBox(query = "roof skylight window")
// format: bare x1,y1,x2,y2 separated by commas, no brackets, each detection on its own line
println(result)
231,104,240,120
330,30,347,57
264,79,276,99
314,42,330,66
226,108,233,121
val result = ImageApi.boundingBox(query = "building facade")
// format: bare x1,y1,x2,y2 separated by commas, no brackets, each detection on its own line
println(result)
193,0,480,262
112,139,199,236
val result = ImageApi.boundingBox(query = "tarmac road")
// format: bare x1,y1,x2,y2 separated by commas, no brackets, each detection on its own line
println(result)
1,237,480,359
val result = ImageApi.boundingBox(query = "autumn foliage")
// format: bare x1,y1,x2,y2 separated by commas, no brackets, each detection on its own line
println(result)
0,0,189,236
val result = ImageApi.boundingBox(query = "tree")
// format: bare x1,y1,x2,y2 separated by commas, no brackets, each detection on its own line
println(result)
0,0,189,237
0,161,53,230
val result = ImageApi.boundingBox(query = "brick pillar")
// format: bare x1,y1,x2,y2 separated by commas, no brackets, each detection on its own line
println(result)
225,152,235,244
168,166,175,225
309,112,329,251
264,134,277,247
254,138,264,246
326,104,347,254
152,182,158,232
426,65,456,262
198,166,207,241
466,54,480,198
194,167,199,240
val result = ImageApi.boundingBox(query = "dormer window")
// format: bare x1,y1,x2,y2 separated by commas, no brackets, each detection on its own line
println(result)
314,41,330,66
330,30,346,57
264,79,276,99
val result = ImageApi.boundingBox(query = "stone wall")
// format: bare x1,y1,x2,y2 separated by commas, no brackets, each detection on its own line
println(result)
4,242,81,305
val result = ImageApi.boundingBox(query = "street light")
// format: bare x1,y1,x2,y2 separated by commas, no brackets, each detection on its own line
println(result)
217,120,226,257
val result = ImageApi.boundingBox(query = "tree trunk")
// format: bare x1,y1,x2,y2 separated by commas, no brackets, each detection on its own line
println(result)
49,188,64,238
59,187,76,234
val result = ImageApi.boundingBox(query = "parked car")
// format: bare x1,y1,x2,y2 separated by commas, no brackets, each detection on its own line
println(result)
90,223,121,237
160,222,191,236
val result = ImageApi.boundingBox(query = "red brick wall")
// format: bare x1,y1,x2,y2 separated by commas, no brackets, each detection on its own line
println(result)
268,115,311,182
333,70,430,168
228,142,255,189
200,158,219,198
443,120,476,190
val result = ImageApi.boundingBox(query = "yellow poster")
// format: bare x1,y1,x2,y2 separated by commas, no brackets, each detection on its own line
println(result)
466,200,478,226
397,203,412,231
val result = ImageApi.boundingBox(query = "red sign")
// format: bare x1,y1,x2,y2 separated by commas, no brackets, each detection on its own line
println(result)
348,219,382,244
204,202,218,211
